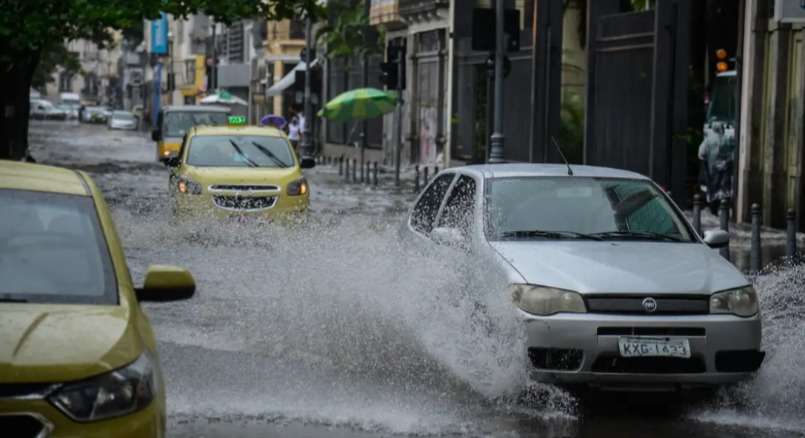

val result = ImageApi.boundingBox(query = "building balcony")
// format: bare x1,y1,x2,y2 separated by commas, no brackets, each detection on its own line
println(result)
370,0,405,28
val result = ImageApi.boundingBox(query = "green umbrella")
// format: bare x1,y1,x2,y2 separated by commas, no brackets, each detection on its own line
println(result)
318,88,397,122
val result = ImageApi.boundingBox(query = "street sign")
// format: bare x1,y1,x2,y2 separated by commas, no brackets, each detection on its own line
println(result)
150,12,168,55
774,0,805,23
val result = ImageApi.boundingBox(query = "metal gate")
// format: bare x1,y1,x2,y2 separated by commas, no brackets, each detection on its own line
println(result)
584,0,689,200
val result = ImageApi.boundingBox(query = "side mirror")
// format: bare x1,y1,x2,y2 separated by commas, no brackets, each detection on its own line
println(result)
703,229,729,249
300,156,316,169
165,156,180,167
431,226,466,247
151,129,161,142
136,265,195,302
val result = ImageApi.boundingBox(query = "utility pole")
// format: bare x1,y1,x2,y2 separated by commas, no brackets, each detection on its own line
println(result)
394,46,404,186
360,0,370,175
488,0,506,163
300,16,314,160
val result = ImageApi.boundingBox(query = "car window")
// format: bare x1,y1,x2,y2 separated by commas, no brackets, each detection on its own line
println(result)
485,177,692,241
410,173,455,235
0,189,117,304
436,175,477,236
163,111,228,137
187,135,294,168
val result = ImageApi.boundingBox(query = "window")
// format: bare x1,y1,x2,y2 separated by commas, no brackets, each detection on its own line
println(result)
185,59,196,85
187,135,294,168
485,177,692,241
0,189,117,304
437,175,477,235
410,174,455,234
58,72,73,92
162,111,228,138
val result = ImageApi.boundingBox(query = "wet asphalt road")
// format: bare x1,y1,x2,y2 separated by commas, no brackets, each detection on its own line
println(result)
27,121,805,437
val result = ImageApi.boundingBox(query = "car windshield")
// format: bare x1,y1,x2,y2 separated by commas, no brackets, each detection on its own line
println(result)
113,111,135,121
0,189,117,304
187,135,294,168
163,111,228,137
485,177,693,242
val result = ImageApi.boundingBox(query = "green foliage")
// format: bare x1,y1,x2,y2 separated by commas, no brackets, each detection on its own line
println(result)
31,45,80,89
316,0,383,61
0,0,322,63
558,91,585,163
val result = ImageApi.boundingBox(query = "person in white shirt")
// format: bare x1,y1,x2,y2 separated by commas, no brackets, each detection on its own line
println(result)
287,114,300,150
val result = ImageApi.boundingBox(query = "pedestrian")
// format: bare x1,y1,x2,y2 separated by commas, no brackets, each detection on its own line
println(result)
287,114,300,151
698,121,734,214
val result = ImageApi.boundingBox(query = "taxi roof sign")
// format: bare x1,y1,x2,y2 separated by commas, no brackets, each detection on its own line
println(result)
228,115,247,126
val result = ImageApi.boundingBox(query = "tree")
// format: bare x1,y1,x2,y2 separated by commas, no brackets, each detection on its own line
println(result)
316,0,383,61
31,45,81,92
0,0,322,159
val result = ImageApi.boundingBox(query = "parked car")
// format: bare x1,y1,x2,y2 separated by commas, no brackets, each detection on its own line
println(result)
57,103,79,119
30,99,67,120
403,163,764,390
0,160,195,437
82,106,109,124
108,110,139,130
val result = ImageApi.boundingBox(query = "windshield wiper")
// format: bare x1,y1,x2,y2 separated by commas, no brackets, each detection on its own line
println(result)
228,140,259,167
591,231,685,242
499,230,603,240
250,141,290,168
0,296,28,303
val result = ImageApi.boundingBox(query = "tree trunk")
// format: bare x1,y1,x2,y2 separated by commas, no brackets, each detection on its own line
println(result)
0,51,40,160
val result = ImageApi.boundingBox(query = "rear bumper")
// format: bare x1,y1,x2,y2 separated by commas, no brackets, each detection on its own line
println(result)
521,310,763,388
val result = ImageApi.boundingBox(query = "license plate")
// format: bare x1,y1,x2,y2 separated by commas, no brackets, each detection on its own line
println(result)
618,337,691,358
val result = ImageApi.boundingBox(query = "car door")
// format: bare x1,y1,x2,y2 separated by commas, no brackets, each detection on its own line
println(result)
407,172,456,240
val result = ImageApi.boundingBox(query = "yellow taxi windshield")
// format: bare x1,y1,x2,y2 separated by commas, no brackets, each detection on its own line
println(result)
187,135,294,168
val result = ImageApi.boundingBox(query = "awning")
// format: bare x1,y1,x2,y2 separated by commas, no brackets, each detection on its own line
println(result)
266,59,319,97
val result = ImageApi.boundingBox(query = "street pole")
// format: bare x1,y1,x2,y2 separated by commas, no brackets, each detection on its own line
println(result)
300,16,314,160
361,0,370,175
488,0,506,163
395,47,403,186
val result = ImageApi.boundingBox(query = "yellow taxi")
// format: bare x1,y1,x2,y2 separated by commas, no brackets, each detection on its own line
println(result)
167,120,314,219
0,160,195,437
151,105,229,163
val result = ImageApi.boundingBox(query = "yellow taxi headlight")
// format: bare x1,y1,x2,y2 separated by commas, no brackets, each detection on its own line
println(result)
287,177,308,196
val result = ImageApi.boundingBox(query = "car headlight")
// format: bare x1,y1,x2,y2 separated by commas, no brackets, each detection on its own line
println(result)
49,353,157,422
510,284,587,316
710,285,759,317
177,177,202,195
287,177,308,196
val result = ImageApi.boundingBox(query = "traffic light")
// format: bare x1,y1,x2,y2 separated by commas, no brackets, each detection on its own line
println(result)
379,62,399,89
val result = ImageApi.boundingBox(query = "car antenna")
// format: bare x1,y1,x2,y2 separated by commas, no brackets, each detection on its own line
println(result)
551,137,574,176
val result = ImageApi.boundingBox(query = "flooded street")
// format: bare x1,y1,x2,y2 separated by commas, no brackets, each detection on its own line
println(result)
28,121,805,437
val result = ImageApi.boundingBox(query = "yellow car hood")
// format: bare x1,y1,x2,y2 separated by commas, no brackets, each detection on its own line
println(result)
0,304,142,383
187,166,301,187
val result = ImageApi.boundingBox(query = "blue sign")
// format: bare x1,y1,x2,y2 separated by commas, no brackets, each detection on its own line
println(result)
150,13,168,55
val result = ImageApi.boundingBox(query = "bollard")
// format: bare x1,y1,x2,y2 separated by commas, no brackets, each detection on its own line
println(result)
360,160,365,183
414,165,420,193
750,203,761,273
352,159,357,182
787,208,798,259
424,166,430,187
719,198,730,260
373,161,378,186
434,166,439,175
339,156,344,176
344,158,349,180
365,161,371,185
692,194,702,236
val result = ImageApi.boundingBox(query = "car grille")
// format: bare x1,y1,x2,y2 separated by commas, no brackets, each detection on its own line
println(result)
209,184,280,192
0,414,50,438
591,354,706,374
213,195,276,211
585,295,709,315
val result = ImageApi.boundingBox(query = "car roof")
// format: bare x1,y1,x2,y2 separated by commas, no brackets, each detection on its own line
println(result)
0,160,89,196
190,125,286,137
163,105,229,113
457,163,650,180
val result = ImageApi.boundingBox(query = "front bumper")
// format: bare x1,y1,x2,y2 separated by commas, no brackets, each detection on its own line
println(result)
522,310,763,388
0,397,163,438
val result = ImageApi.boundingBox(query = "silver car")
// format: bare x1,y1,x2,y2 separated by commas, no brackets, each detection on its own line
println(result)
107,110,139,130
404,163,763,390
